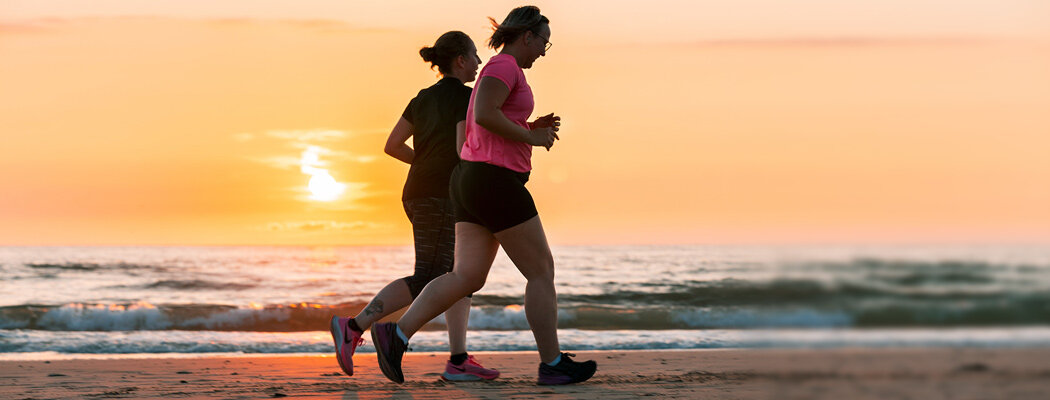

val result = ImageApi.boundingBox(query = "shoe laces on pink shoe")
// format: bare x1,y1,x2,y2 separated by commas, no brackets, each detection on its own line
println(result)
465,355,485,367
347,328,365,351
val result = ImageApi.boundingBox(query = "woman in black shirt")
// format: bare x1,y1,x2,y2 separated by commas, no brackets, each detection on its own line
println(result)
329,31,498,381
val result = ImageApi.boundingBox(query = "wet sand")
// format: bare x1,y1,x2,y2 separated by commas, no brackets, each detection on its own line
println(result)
4,348,1050,399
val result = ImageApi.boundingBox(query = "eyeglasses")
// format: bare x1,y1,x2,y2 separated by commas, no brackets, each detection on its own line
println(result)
530,29,552,52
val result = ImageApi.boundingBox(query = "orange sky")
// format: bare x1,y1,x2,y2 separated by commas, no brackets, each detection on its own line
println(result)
2,1,1049,245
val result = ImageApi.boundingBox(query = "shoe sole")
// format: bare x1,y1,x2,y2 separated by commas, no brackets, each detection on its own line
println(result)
441,372,483,381
371,324,404,384
329,317,353,376
441,371,499,381
538,364,596,385
574,366,597,384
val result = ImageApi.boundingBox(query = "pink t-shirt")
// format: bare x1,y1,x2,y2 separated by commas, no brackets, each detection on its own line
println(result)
461,53,535,173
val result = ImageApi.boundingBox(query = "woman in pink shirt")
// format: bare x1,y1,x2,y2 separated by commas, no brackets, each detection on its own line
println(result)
372,6,597,386
328,31,499,383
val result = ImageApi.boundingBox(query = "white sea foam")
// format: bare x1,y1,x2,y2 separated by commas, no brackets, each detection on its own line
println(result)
670,308,853,328
429,305,577,330
4,327,1050,359
180,307,292,330
25,302,321,331
37,302,173,331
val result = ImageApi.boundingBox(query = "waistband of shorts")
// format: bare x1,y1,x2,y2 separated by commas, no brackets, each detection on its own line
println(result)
459,160,531,182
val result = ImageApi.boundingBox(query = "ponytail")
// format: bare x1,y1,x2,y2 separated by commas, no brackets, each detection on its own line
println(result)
488,5,549,49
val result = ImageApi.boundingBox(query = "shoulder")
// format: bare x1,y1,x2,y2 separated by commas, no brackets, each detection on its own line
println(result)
488,54,514,65
481,55,521,87
484,54,519,71
403,85,432,114
421,78,450,96
486,55,523,74
407,87,428,105
416,85,435,98
410,84,442,109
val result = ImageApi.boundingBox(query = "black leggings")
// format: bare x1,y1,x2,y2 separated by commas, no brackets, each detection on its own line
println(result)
450,161,538,233
401,197,463,298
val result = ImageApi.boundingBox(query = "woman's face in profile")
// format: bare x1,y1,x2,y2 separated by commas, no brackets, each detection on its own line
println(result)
465,43,481,83
522,24,550,69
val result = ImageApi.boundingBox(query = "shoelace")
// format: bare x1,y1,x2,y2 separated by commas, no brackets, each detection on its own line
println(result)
466,355,486,367
343,325,363,346
543,353,577,368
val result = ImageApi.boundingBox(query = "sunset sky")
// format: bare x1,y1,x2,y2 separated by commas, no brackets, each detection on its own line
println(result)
2,1,1049,245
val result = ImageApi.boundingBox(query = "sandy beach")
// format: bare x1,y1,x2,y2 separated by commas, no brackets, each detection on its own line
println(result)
4,348,1049,399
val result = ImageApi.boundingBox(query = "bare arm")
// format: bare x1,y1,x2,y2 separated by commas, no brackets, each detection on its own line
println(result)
384,117,414,164
455,121,466,158
473,76,558,149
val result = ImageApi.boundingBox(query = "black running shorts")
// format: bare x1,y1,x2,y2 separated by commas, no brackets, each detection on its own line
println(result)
450,160,538,233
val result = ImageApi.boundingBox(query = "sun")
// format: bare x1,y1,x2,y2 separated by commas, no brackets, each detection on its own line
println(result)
308,171,346,201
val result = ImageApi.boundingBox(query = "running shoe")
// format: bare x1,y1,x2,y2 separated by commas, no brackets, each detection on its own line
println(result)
441,355,500,381
537,352,597,385
329,316,364,376
371,322,407,383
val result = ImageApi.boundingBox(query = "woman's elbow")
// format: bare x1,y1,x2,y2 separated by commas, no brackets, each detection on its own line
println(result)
474,111,494,130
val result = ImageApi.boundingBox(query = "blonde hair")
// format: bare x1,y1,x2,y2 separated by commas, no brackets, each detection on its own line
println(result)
487,5,549,49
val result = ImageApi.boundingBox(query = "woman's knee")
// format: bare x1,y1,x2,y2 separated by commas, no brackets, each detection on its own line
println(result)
522,256,555,282
449,270,487,293
463,274,488,293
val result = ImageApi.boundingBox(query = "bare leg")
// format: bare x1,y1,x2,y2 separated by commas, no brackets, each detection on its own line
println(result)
399,222,499,337
494,216,561,364
444,297,472,355
352,279,412,330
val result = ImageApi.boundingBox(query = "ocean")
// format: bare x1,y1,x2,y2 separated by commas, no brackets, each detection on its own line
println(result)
2,245,1049,360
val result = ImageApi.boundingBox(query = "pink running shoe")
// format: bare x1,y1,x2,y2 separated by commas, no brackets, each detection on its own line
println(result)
441,355,500,381
329,316,364,376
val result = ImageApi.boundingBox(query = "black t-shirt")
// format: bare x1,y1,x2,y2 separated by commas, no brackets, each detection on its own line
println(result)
401,77,472,201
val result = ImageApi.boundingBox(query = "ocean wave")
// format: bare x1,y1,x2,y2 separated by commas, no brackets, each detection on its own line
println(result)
26,263,105,271
515,278,1033,308
24,262,167,272
6,327,1050,356
848,258,1001,272
142,279,256,291
0,302,356,332
3,298,1050,332
671,308,852,328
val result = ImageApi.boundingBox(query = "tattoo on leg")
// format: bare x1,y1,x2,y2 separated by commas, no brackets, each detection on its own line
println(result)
363,300,384,317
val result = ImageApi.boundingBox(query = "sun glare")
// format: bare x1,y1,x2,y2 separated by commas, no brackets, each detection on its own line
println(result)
308,171,345,201
300,145,346,202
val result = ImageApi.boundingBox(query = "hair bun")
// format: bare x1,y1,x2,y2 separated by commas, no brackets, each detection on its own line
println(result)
419,31,473,75
419,46,435,62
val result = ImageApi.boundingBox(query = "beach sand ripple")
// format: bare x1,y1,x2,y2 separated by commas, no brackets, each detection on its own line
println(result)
4,348,1050,399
